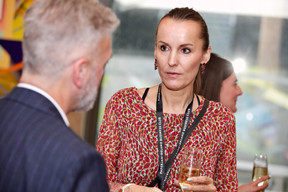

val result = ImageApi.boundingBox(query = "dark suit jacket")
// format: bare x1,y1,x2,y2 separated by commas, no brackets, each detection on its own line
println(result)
0,87,109,192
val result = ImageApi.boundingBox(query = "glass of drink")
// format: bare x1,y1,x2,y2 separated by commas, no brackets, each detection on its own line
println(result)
252,153,268,186
178,148,202,192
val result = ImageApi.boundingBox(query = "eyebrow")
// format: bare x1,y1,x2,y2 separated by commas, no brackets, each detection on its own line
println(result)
157,41,195,47
180,43,195,47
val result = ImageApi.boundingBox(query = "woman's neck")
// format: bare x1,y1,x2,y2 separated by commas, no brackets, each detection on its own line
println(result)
160,84,194,114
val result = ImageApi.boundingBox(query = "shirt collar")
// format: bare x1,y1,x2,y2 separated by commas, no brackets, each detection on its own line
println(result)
17,83,70,126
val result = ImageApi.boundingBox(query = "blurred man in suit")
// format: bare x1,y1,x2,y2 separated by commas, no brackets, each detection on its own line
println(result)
0,0,119,191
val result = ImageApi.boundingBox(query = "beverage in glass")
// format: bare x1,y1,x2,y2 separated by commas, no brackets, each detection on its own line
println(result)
178,148,202,192
252,153,268,186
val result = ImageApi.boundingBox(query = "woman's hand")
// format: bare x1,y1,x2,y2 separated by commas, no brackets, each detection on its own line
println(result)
238,175,270,192
174,176,216,192
121,184,163,192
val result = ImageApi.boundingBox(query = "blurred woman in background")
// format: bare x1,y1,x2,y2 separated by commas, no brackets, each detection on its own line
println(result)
199,52,270,192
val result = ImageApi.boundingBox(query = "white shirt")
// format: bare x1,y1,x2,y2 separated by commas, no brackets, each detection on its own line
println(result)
17,83,70,126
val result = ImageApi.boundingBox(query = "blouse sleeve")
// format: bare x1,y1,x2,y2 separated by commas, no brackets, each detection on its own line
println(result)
213,110,238,191
96,96,125,192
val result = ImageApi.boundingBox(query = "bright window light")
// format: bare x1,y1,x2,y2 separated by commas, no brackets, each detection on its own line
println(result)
246,112,254,121
232,58,247,73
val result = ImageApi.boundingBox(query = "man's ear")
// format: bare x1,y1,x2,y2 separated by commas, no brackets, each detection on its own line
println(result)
202,46,211,64
72,58,89,89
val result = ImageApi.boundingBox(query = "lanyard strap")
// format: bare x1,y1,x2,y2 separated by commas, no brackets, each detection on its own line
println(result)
155,84,194,190
149,84,209,190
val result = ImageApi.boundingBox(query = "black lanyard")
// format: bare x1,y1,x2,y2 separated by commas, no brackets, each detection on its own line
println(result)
155,84,194,190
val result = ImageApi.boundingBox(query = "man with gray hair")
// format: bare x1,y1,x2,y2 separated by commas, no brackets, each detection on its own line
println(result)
0,0,119,191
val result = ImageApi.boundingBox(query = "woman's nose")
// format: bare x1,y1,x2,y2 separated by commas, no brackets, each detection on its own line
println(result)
237,85,243,95
168,51,178,66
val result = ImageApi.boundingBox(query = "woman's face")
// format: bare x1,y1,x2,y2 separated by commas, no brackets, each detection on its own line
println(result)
219,72,243,113
154,18,210,91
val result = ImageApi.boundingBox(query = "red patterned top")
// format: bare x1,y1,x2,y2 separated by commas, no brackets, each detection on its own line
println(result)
96,87,238,192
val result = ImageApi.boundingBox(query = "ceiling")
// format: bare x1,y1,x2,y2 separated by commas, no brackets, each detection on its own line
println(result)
115,0,288,19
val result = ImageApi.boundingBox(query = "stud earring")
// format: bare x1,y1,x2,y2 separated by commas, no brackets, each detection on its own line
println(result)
201,63,206,74
154,59,158,70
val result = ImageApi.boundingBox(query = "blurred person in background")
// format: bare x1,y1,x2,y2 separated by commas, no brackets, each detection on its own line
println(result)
0,0,119,191
199,52,270,192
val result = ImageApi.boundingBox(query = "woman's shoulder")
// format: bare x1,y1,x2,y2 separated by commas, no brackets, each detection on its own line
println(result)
203,98,236,133
205,99,235,119
107,86,143,106
111,87,138,98
111,86,157,100
104,87,139,111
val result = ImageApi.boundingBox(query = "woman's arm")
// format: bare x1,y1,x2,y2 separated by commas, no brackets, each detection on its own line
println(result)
213,111,238,191
96,94,162,192
96,98,124,192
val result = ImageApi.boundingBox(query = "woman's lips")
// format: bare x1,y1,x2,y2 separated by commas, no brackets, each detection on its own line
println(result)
166,72,180,78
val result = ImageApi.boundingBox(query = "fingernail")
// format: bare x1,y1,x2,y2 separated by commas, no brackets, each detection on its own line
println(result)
182,186,189,190
187,177,193,182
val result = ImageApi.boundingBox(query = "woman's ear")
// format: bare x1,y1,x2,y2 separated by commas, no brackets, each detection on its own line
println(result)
72,58,89,89
154,44,157,59
202,46,211,64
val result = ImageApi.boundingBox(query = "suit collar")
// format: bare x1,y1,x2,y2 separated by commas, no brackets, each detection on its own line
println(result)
17,83,69,126
7,87,69,126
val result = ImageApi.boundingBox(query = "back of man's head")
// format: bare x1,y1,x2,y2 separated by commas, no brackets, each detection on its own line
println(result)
22,0,119,79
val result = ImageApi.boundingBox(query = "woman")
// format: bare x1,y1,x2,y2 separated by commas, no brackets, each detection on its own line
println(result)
199,53,270,192
97,8,237,192
199,52,243,113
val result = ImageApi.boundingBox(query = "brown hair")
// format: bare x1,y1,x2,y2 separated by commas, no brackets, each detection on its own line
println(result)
199,53,234,101
156,7,210,93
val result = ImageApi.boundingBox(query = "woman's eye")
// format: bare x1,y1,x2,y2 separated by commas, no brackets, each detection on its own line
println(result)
160,45,168,51
182,48,191,54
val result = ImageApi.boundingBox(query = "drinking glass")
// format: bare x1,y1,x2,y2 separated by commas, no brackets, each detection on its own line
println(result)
252,153,268,186
178,148,202,192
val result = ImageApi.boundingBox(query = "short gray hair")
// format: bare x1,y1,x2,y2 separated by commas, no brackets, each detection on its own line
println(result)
23,0,119,77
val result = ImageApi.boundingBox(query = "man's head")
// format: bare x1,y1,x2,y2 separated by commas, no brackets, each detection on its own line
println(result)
22,0,119,112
